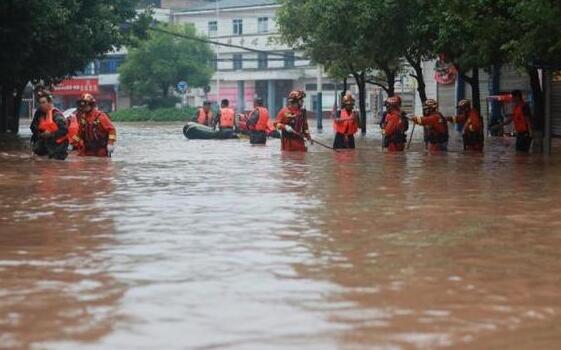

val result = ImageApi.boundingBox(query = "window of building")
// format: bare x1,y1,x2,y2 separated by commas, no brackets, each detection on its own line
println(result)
208,21,217,36
212,53,218,71
258,52,268,69
98,56,125,74
233,19,243,35
140,0,161,6
83,62,96,76
257,17,269,33
284,51,295,68
305,84,318,91
233,53,243,70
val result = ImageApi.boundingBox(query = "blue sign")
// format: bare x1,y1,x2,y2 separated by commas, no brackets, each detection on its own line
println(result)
177,81,188,93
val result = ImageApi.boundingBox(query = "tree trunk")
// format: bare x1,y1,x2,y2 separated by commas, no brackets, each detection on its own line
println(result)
341,77,348,100
528,66,544,132
489,64,502,134
353,72,367,134
8,84,25,134
0,84,9,134
385,70,396,97
528,66,545,153
411,60,428,103
461,68,481,115
471,68,481,115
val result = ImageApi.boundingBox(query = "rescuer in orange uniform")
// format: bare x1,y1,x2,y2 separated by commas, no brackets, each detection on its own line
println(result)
30,91,69,160
412,99,449,152
333,94,359,149
194,101,214,127
497,90,533,153
275,90,312,152
381,96,408,152
246,97,270,145
447,99,484,152
215,99,236,139
73,93,117,157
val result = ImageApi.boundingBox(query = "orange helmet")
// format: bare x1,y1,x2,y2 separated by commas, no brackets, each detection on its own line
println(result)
457,99,471,110
342,94,355,106
385,96,401,109
423,99,439,111
78,93,96,106
288,90,306,102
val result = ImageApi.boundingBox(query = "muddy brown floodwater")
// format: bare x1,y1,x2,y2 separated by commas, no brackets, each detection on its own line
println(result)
1,121,561,350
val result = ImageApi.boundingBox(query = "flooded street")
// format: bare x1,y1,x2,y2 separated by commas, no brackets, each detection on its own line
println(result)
1,122,561,349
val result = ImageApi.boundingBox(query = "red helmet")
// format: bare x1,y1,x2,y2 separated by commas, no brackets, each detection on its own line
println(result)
36,89,53,101
78,93,96,106
385,96,401,109
423,99,439,111
457,99,471,110
288,90,306,102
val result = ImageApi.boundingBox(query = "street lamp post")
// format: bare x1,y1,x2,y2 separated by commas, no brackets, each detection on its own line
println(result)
215,0,220,104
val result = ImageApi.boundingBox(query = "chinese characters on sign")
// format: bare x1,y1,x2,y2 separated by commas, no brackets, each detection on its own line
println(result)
52,79,99,95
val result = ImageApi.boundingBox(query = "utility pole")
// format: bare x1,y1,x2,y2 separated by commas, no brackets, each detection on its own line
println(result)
316,64,323,130
544,69,552,155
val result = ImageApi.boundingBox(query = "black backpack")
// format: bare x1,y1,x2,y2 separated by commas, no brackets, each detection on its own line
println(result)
401,112,409,132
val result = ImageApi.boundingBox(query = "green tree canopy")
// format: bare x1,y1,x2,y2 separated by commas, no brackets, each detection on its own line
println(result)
0,0,150,133
277,0,407,132
118,23,214,102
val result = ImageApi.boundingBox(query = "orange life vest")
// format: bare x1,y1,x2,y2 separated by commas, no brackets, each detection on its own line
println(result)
333,109,359,135
253,107,269,132
197,108,213,125
38,108,67,144
513,103,530,133
67,114,79,145
220,108,235,128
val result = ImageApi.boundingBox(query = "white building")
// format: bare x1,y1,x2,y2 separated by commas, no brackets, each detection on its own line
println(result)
170,0,351,116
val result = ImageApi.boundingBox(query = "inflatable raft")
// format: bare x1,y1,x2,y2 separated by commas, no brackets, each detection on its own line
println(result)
183,122,238,140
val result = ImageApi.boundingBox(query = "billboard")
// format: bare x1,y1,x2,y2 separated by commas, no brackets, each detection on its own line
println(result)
52,78,99,95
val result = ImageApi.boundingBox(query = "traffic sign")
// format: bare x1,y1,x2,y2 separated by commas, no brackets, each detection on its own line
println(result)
177,81,188,93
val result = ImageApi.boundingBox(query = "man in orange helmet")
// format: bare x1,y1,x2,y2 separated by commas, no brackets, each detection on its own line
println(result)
275,90,312,152
447,99,484,152
381,96,408,152
411,99,449,152
30,91,69,160
73,93,117,157
333,94,359,149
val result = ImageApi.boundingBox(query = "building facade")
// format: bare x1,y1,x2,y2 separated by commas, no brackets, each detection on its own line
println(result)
170,0,353,116
50,50,127,112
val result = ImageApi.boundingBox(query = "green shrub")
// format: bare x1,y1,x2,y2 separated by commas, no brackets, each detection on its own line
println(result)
146,96,181,110
110,106,197,122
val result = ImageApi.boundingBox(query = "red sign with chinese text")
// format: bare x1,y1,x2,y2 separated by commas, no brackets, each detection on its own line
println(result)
52,78,99,96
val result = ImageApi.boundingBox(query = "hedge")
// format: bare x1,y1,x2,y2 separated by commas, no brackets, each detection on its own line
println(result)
109,106,197,122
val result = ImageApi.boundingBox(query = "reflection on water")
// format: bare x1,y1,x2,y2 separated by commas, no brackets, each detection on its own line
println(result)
0,122,560,349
